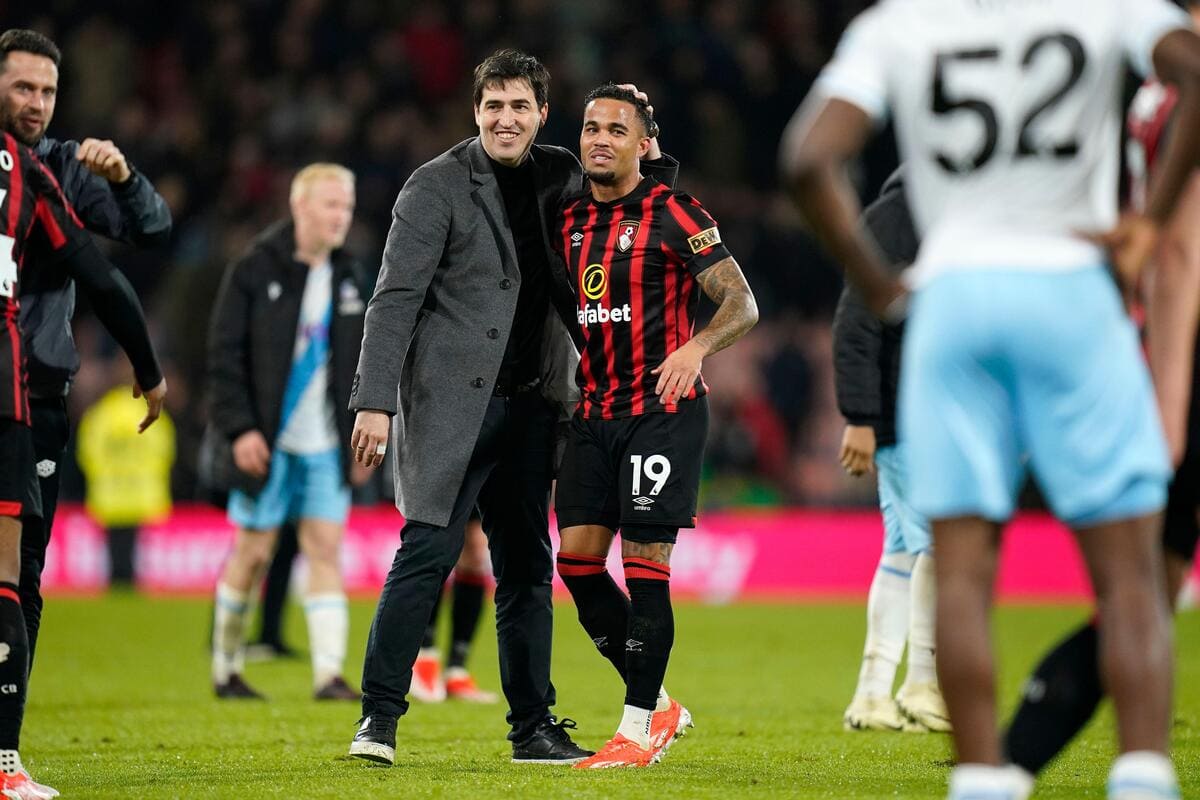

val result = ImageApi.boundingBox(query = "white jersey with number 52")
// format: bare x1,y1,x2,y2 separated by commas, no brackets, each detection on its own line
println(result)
818,0,1188,286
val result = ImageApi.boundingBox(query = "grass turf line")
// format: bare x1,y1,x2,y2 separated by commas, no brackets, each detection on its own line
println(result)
20,595,1200,798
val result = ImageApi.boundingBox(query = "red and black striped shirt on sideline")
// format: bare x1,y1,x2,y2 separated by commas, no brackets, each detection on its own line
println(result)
558,176,731,419
0,131,86,424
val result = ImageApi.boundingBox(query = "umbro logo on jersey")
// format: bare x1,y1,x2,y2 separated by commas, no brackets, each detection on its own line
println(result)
570,231,584,247
632,496,654,508
35,460,56,478
625,639,644,653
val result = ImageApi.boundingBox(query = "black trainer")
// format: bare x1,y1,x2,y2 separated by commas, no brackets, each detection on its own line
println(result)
315,676,361,701
511,717,594,764
349,715,397,765
214,674,265,700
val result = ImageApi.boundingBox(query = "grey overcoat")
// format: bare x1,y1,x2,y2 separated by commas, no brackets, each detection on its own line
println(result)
350,138,586,527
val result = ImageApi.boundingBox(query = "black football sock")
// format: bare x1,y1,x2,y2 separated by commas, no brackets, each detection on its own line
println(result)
557,552,630,679
421,586,444,651
448,571,486,669
0,583,29,752
1004,621,1102,775
623,558,673,710
255,522,297,646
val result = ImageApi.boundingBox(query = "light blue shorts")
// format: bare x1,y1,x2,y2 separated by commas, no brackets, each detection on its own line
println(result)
899,266,1169,526
228,448,350,531
875,444,932,555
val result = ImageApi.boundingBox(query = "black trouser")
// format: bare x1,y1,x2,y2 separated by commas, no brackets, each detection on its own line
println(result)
361,391,557,741
25,398,70,668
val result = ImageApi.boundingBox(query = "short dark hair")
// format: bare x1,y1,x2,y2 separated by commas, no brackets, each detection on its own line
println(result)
583,83,659,139
0,29,61,68
472,49,550,109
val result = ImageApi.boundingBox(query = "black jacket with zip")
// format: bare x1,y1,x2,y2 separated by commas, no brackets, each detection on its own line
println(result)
832,171,918,448
204,220,369,494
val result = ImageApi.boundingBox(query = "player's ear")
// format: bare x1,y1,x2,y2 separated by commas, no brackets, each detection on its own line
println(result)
638,136,652,159
538,104,549,128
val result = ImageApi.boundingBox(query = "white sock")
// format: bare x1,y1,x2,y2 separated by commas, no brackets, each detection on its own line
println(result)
854,552,915,699
0,750,23,776
655,686,671,713
616,704,654,749
948,764,1032,800
305,591,349,688
1108,751,1178,799
904,551,938,688
212,582,250,684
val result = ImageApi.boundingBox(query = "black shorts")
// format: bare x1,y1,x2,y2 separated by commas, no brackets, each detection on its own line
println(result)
0,419,41,520
1165,450,1200,561
555,396,708,543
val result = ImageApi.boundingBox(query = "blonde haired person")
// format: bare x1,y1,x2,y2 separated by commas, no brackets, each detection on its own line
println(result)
205,163,371,700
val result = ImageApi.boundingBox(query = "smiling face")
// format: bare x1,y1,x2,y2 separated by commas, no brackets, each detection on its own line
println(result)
580,97,650,188
474,79,547,167
0,50,57,146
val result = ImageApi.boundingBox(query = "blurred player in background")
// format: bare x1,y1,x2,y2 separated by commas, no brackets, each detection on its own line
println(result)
206,163,369,702
1003,0,1200,778
0,127,166,799
411,515,497,704
0,28,171,668
77,363,176,589
555,84,757,768
783,1,1200,797
833,171,946,734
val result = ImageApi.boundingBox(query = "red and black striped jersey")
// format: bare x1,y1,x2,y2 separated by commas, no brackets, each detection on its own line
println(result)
1126,78,1176,214
557,176,731,419
0,131,87,424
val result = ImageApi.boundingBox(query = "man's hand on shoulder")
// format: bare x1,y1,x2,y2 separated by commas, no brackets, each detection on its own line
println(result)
617,83,661,160
76,138,132,184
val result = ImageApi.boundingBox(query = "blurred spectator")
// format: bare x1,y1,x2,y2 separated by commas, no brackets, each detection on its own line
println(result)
76,367,175,588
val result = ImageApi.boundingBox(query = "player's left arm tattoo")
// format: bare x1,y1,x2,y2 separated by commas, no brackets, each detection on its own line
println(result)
622,541,675,566
691,257,759,356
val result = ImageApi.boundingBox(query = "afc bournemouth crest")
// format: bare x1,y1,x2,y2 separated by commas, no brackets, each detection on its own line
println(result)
617,221,640,253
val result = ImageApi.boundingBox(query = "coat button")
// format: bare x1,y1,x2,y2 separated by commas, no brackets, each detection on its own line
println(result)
500,278,512,289
487,328,499,339
472,377,485,388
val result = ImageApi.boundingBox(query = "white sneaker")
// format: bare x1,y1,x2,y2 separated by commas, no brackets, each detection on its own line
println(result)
1108,751,1179,800
948,764,1033,800
897,682,952,732
843,695,908,731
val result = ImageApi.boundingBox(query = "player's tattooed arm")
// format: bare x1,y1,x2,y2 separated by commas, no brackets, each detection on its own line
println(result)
622,541,675,566
652,256,757,404
692,257,759,356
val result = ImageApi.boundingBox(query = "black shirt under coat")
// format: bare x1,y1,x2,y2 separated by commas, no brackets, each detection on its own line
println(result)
492,157,549,391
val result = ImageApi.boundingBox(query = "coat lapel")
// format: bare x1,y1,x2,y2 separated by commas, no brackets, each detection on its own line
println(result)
466,138,520,280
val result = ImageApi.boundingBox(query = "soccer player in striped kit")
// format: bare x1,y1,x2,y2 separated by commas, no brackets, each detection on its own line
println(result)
553,84,758,768
0,129,165,798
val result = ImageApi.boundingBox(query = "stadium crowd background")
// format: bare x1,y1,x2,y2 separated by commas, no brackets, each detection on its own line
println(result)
13,0,901,513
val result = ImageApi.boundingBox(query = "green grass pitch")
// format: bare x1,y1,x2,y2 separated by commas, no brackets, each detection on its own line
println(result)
19,595,1200,798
